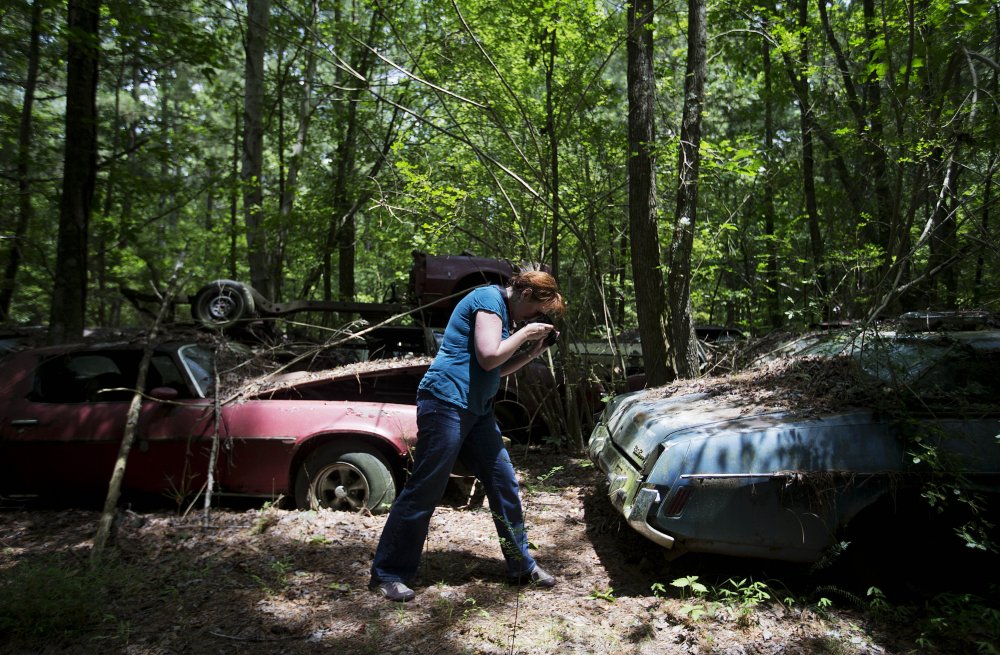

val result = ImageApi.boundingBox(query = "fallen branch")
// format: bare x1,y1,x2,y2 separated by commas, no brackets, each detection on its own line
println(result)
91,257,186,567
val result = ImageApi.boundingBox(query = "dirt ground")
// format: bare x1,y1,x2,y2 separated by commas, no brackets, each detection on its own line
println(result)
0,451,991,655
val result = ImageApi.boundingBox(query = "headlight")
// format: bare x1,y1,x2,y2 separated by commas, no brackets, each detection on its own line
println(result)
587,425,609,462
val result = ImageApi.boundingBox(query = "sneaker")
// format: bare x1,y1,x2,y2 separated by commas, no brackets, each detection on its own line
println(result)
507,565,556,588
370,580,416,602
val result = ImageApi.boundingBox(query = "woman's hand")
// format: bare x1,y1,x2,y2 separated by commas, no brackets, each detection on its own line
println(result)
520,321,556,344
503,324,557,376
475,313,558,375
527,328,558,355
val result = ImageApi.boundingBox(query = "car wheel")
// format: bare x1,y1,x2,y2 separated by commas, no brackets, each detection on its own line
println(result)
191,280,256,330
294,446,396,513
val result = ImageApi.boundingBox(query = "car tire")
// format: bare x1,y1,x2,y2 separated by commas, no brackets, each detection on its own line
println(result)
294,446,396,513
191,280,256,330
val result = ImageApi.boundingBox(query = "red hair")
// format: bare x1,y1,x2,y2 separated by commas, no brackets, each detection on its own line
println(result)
510,271,566,317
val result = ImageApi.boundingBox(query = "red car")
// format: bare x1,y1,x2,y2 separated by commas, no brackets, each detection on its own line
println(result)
0,341,420,512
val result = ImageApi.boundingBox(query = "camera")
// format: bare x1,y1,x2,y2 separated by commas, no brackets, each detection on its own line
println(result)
528,315,558,347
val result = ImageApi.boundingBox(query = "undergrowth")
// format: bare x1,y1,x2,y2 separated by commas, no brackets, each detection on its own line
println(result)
0,551,138,647
914,590,1000,655
653,573,1000,654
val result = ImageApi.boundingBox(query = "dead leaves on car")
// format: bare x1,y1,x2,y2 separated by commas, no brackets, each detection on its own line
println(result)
640,356,879,417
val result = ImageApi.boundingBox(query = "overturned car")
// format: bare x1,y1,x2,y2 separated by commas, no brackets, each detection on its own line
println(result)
588,315,1000,563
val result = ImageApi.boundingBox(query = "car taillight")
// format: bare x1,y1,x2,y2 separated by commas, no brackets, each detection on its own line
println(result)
664,486,693,516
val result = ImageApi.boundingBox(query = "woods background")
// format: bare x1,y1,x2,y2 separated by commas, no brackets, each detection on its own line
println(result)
1,0,997,363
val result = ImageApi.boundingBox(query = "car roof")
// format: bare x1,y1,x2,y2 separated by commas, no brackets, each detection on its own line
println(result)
9,339,212,357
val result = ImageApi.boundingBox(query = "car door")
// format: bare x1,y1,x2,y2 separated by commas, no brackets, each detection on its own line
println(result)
1,349,217,498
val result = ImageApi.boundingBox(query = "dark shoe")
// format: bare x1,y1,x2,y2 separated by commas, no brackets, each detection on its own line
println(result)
507,565,556,588
370,580,416,602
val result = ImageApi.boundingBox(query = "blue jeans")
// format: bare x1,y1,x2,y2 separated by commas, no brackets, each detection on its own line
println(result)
370,392,536,584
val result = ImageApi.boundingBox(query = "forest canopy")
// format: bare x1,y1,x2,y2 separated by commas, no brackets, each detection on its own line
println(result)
1,0,997,345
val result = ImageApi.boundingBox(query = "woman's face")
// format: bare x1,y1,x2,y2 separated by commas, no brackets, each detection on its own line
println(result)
512,289,545,322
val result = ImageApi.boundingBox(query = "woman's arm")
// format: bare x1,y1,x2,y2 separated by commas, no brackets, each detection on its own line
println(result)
474,311,555,375
498,340,550,377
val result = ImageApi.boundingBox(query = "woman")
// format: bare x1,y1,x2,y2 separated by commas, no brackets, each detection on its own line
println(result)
369,270,566,602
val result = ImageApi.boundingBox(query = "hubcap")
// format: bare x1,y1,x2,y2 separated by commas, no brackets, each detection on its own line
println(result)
208,295,236,319
312,462,370,511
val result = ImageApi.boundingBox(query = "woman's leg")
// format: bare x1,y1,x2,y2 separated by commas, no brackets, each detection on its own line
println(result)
370,396,465,584
459,413,537,578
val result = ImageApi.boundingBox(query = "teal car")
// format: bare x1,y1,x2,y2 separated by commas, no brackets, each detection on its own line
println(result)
587,318,1000,563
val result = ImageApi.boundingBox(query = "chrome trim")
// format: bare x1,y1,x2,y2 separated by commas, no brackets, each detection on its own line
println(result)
680,473,777,480
607,474,628,508
626,486,675,549
679,470,884,481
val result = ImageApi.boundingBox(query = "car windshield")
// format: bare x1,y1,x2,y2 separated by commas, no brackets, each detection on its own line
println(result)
177,342,257,397
782,331,999,405
178,344,216,397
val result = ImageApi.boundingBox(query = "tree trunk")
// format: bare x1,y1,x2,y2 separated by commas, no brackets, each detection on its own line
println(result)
545,19,560,277
243,0,272,299
278,0,319,298
626,0,671,386
666,0,706,379
230,103,240,280
861,0,893,301
328,8,379,305
761,25,781,329
108,63,141,328
799,0,826,320
202,344,223,524
276,46,286,300
973,8,998,306
49,0,99,345
925,156,962,308
96,57,126,327
974,155,994,306
333,93,360,303
0,0,42,322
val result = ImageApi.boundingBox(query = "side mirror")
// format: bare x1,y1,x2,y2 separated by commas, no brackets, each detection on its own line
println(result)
149,386,180,401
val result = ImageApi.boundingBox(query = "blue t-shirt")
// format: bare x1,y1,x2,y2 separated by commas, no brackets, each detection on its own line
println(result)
418,285,510,415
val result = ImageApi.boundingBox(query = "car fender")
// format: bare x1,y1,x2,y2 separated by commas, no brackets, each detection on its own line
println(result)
638,412,906,561
217,399,418,490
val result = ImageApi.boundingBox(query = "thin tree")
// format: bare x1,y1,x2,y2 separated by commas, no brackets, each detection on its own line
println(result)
761,14,781,329
0,0,42,322
92,259,185,565
243,0,273,300
665,0,707,379
276,0,320,302
48,0,99,344
544,13,560,277
626,0,671,386
860,0,893,295
327,8,380,304
973,13,999,306
780,0,826,321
